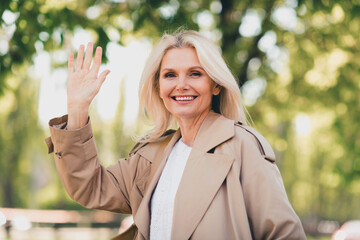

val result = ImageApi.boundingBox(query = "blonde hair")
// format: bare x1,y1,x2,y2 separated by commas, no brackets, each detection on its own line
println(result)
139,29,247,142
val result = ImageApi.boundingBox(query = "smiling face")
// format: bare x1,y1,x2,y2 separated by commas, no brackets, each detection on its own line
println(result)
159,47,221,122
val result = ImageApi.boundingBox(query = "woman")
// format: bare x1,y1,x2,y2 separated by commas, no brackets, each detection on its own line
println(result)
46,30,306,240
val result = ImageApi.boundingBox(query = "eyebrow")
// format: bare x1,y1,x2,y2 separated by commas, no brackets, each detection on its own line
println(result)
161,66,205,73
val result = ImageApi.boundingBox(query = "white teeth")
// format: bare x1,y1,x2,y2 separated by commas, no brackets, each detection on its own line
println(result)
175,96,194,101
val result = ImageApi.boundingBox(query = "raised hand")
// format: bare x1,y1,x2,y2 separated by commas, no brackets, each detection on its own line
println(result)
67,43,110,129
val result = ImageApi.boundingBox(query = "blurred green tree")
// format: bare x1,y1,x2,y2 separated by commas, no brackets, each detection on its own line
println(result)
0,65,43,207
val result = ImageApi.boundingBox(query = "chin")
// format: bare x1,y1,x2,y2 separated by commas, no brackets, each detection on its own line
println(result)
172,110,209,121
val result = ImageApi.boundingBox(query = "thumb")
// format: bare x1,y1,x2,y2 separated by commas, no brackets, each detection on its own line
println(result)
98,70,110,85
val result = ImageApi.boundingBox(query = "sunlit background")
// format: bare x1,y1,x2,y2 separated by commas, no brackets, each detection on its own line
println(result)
1,0,360,239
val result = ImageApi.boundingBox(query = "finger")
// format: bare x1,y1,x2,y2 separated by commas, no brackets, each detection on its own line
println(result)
83,42,94,70
68,54,75,73
98,70,110,86
91,46,102,74
75,45,85,70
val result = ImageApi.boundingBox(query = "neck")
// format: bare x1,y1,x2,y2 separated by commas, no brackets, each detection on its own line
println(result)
176,110,210,147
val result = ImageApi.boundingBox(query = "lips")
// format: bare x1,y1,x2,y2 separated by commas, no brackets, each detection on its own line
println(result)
172,96,197,101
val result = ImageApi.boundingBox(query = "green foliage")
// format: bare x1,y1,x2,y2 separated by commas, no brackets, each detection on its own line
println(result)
0,65,43,207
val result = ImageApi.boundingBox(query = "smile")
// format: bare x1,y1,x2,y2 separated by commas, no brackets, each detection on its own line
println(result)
172,96,197,101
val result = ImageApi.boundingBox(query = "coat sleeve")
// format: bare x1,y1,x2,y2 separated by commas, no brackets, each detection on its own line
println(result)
238,129,307,240
46,115,144,214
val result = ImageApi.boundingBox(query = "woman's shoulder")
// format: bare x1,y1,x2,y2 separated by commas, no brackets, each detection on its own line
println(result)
204,112,275,163
232,121,276,163
128,129,176,157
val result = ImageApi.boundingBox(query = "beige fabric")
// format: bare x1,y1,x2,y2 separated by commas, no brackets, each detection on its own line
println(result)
47,111,306,240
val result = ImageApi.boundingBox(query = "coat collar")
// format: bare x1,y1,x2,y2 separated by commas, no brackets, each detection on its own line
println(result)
191,111,235,153
134,111,235,239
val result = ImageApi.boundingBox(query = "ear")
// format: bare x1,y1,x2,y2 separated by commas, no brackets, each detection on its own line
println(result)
212,84,222,96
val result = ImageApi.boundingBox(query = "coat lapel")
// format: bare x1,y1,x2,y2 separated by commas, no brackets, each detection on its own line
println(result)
172,111,235,239
134,111,235,240
134,130,181,240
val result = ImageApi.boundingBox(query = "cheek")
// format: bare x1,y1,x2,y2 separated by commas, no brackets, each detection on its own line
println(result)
160,78,177,94
158,80,170,100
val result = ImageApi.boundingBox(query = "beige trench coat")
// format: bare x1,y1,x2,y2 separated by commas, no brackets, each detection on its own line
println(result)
46,111,306,240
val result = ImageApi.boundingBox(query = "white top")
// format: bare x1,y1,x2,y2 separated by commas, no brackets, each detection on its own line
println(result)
150,138,192,240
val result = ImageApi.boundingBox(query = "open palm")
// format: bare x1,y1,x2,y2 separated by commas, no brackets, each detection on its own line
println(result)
67,43,110,109
66,43,110,129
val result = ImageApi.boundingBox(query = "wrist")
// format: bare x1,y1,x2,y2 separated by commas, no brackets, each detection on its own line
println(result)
67,105,89,130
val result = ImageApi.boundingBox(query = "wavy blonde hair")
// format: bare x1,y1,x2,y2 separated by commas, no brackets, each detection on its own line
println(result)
139,30,247,142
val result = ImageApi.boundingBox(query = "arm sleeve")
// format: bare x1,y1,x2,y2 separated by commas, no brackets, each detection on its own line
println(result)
47,115,137,214
239,134,307,240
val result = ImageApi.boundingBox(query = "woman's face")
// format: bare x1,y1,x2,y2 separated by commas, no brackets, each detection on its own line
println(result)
159,47,221,121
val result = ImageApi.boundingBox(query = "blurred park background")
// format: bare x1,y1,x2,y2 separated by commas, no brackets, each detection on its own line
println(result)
0,0,360,239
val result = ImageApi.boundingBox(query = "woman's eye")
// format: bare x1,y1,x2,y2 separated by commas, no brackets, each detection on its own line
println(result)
164,72,176,78
191,71,202,77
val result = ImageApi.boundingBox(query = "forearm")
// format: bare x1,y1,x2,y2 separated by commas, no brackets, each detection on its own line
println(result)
48,115,131,213
56,151,129,213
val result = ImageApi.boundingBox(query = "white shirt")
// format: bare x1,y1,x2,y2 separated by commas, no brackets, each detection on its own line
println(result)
150,138,192,240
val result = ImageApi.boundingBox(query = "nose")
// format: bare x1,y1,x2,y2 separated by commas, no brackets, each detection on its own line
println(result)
176,74,189,91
